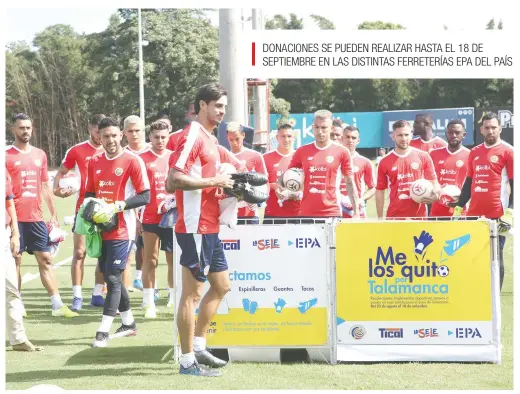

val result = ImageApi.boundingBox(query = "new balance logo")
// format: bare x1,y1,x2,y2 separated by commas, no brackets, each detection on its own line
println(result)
113,260,122,265
438,160,445,164
391,166,397,171
96,170,102,174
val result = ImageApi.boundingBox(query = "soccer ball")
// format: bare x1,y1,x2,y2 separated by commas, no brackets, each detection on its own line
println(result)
437,265,450,277
409,179,434,203
219,162,237,175
439,184,461,207
59,176,80,193
282,168,304,192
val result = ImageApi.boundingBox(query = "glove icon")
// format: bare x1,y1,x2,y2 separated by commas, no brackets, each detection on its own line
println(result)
498,208,513,235
413,230,434,255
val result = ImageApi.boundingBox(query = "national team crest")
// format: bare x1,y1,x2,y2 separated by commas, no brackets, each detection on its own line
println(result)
325,155,334,163
490,155,498,163
115,168,123,176
456,160,464,168
411,162,419,170
34,159,41,167
353,165,359,173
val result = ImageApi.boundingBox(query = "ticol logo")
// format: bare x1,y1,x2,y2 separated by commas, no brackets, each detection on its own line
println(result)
99,180,115,187
220,239,240,251
379,328,404,338
253,239,280,250
448,328,482,339
350,325,366,340
414,328,439,338
288,238,321,248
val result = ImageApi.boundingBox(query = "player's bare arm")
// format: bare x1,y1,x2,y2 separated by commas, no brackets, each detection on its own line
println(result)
345,174,360,217
376,189,385,219
53,164,76,198
166,168,234,192
363,187,376,202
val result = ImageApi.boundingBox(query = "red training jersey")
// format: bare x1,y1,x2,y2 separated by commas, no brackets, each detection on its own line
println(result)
466,141,514,219
139,149,173,224
233,148,268,218
410,136,448,153
376,148,437,218
339,152,375,218
85,150,150,241
289,142,352,217
62,140,104,212
429,146,470,217
6,145,49,222
5,172,14,228
166,129,184,152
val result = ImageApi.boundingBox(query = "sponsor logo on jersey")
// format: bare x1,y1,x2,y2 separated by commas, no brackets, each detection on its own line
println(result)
440,169,456,175
21,170,37,177
99,180,115,187
476,165,490,172
309,166,326,173
309,187,325,194
474,186,489,193
397,173,414,180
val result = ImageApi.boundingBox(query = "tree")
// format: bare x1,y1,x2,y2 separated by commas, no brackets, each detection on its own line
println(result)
486,18,495,29
310,14,335,30
358,21,405,30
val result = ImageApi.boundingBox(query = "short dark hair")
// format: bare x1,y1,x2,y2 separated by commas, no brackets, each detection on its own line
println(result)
13,113,31,123
332,118,343,128
481,112,499,124
392,120,411,131
344,125,359,133
278,123,293,132
415,113,433,124
447,119,466,130
194,83,227,114
149,120,170,132
157,113,171,122
89,114,106,126
98,117,120,131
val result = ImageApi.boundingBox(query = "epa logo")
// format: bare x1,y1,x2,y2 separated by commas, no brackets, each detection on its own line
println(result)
449,328,482,339
288,238,321,248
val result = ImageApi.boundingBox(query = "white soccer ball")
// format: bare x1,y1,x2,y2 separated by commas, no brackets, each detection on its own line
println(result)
282,168,304,192
59,176,80,193
439,184,461,207
409,179,434,203
219,162,237,175
437,265,450,277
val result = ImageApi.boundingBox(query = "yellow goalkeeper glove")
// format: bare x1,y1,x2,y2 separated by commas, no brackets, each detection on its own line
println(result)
452,206,463,219
498,208,513,235
92,201,126,224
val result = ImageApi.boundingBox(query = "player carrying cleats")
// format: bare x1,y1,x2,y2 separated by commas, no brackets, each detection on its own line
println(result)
52,305,79,318
498,208,514,235
179,361,222,377
195,349,228,368
230,171,268,186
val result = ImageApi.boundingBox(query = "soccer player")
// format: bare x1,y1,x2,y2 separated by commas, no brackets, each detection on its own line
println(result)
376,120,441,219
262,124,301,223
339,126,376,218
166,82,234,377
330,118,343,143
6,113,78,317
288,110,359,219
53,114,107,311
453,112,513,291
123,115,149,292
429,120,470,218
85,117,150,347
226,121,268,224
410,113,448,153
138,120,174,318
6,172,42,351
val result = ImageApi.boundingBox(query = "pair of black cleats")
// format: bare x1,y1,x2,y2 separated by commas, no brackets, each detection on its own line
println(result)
92,322,137,348
179,349,227,377
224,172,269,204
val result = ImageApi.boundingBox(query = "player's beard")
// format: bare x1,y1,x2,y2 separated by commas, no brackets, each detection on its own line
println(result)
485,134,498,145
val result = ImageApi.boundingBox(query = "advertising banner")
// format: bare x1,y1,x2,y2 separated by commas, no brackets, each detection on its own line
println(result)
335,220,493,347
474,107,514,146
174,224,329,347
382,107,475,146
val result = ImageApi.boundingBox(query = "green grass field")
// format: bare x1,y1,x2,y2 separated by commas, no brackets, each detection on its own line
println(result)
5,191,514,390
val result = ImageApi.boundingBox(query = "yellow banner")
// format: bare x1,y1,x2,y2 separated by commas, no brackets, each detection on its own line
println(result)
336,221,492,322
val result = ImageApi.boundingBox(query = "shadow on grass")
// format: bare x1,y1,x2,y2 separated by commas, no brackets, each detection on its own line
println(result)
64,345,174,366
6,367,152,384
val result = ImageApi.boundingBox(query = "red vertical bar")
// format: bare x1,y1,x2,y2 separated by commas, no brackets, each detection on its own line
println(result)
252,42,256,66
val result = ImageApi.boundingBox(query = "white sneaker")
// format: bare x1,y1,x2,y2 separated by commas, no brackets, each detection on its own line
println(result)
144,305,157,319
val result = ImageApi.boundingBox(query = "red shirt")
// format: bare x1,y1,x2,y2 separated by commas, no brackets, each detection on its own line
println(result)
233,148,268,218
429,146,470,217
376,148,437,218
5,173,14,228
289,142,352,217
170,121,221,234
139,149,173,224
166,129,184,152
339,152,375,218
85,150,150,241
62,140,104,212
6,145,49,222
263,149,300,217
466,141,514,219
410,136,448,153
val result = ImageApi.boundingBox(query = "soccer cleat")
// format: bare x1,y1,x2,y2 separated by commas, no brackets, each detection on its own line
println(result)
230,172,268,186
52,305,79,318
194,349,228,368
90,295,105,307
128,286,135,293
112,321,138,339
179,361,222,377
92,331,109,348
144,305,157,319
133,279,143,290
71,297,83,312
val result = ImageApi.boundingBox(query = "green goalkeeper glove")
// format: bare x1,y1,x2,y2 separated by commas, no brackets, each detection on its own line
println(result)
93,201,126,224
498,208,513,235
452,206,463,219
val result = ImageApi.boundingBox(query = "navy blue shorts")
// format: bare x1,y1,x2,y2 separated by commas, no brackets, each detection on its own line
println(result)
142,223,174,252
98,240,133,273
175,233,228,282
18,221,50,255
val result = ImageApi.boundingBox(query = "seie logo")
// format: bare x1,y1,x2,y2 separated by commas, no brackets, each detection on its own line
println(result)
379,328,403,338
253,239,280,250
220,239,240,251
414,328,438,338
288,238,321,248
350,325,366,340
449,328,482,339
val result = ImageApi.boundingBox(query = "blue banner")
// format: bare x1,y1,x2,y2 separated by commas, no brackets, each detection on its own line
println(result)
265,112,383,149
381,108,475,146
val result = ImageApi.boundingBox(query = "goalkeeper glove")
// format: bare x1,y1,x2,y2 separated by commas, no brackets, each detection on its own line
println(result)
93,201,126,224
498,208,513,235
452,206,463,219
